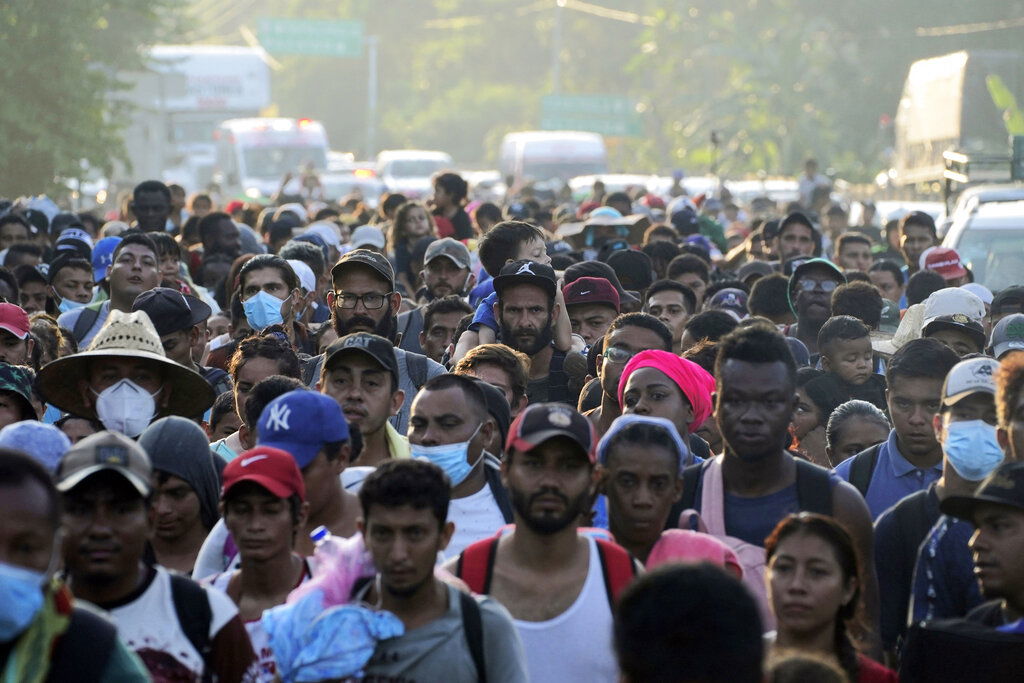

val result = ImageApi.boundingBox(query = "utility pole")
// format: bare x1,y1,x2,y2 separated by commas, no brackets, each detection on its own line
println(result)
366,35,379,158
551,0,565,94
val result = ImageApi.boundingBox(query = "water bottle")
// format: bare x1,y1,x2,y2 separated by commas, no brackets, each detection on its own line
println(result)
310,525,342,559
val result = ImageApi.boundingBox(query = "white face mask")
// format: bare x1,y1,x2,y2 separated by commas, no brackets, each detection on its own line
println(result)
92,379,159,437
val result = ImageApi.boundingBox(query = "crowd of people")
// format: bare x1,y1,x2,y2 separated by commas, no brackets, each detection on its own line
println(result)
1,164,1024,682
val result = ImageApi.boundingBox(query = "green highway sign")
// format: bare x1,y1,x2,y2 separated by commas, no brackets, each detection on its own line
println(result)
541,94,642,137
257,18,364,58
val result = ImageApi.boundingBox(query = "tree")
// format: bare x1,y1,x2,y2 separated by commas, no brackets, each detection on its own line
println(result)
0,0,177,196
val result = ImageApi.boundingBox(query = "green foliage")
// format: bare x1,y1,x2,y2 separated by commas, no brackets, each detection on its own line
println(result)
987,74,1024,135
0,0,176,196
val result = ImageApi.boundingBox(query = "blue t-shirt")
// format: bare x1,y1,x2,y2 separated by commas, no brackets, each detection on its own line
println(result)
909,514,983,624
834,429,942,519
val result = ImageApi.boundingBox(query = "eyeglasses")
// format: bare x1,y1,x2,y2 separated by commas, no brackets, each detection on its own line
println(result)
602,346,635,364
332,291,394,309
796,279,839,293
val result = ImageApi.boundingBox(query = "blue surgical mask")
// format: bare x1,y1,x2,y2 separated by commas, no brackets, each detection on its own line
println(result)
411,423,483,487
58,297,87,313
0,561,46,641
945,419,1005,482
243,290,285,330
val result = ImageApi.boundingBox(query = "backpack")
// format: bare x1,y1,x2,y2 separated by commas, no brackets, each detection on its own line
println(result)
71,305,103,346
848,443,883,499
900,617,1024,682
46,606,119,682
679,455,833,631
168,574,214,682
455,533,637,608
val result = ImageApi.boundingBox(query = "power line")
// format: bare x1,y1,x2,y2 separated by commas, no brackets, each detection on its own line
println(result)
916,16,1024,37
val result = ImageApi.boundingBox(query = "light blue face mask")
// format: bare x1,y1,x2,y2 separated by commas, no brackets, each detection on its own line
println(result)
243,290,285,330
0,561,46,641
411,423,483,487
57,297,87,314
945,419,1005,481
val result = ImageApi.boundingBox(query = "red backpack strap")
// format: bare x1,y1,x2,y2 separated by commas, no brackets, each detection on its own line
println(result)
455,536,500,595
594,538,638,606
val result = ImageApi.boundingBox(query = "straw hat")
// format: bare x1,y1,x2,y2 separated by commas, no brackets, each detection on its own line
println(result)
872,302,924,358
37,309,215,420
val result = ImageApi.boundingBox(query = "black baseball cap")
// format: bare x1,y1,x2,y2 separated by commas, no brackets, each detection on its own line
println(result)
323,332,399,386
131,287,212,337
331,248,395,289
941,462,1024,521
493,259,558,299
992,286,1024,316
506,402,596,463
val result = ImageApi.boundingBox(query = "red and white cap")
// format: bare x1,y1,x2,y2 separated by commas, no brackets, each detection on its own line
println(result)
920,247,967,281
222,446,306,501
0,303,30,339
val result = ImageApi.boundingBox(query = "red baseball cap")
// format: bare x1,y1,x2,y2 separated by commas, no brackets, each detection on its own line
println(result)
0,303,30,340
222,446,306,501
921,247,967,281
562,276,620,313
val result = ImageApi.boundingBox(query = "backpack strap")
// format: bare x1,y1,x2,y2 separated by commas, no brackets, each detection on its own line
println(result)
594,538,638,607
794,458,834,515
71,305,101,345
168,573,213,682
545,350,570,404
680,460,706,511
405,351,428,390
47,606,119,683
455,536,500,595
459,591,487,683
848,443,883,499
484,464,514,523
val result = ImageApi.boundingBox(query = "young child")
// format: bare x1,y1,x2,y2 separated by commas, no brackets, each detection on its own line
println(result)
388,201,437,297
814,315,887,410
453,220,573,361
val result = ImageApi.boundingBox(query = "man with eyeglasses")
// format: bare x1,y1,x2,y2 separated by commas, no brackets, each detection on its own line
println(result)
783,258,847,358
583,313,673,437
304,249,444,434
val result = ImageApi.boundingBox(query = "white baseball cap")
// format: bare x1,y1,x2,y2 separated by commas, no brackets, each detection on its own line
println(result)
350,225,386,249
922,288,986,328
941,357,998,407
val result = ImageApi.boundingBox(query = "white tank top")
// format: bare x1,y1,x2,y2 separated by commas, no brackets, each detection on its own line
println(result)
513,537,618,683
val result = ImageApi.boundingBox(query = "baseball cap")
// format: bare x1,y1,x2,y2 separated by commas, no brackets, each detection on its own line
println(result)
737,260,775,284
331,248,395,289
562,276,620,312
222,446,306,501
350,225,386,250
493,259,558,299
0,363,35,418
0,421,71,472
506,402,597,463
256,390,350,469
940,462,1024,521
323,332,399,388
921,246,968,281
961,283,994,306
54,430,152,497
0,303,30,339
606,249,655,291
707,288,749,321
92,236,122,282
424,237,471,270
787,258,846,310
131,287,211,337
286,259,317,294
303,221,342,250
670,204,700,235
922,288,986,328
990,313,1024,359
992,286,1024,316
941,357,998,407
55,228,94,260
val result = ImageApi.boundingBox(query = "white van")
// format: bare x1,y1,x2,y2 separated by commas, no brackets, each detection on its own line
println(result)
375,150,453,199
499,131,607,185
214,118,330,201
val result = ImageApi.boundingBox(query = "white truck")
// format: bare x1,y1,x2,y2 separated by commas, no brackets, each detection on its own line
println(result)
114,45,272,192
213,118,331,202
499,130,608,186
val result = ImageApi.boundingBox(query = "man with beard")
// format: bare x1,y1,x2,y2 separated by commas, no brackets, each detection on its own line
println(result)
303,249,444,433
492,260,573,405
783,258,846,357
447,403,639,683
397,238,475,355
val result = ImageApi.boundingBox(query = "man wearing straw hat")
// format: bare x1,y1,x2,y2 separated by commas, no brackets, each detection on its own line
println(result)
37,309,215,437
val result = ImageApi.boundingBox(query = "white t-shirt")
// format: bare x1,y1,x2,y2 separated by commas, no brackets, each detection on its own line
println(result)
97,565,248,681
446,485,507,559
513,538,618,683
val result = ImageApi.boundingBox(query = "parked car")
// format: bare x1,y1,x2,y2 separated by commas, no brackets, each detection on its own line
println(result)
943,200,1024,293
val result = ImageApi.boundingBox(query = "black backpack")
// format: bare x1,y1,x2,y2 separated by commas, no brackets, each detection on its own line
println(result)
848,443,883,498
168,574,214,682
900,617,1024,682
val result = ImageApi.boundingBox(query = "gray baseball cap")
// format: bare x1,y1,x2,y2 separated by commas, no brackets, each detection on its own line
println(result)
424,237,471,270
941,357,999,407
990,313,1024,360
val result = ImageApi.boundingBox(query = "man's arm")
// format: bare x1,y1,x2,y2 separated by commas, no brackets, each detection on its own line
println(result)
832,479,882,658
873,505,910,656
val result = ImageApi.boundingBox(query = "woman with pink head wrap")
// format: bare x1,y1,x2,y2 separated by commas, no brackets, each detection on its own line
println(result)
617,350,716,437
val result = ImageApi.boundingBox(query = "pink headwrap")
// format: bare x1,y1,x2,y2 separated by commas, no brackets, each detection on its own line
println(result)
617,350,716,433
646,529,743,578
